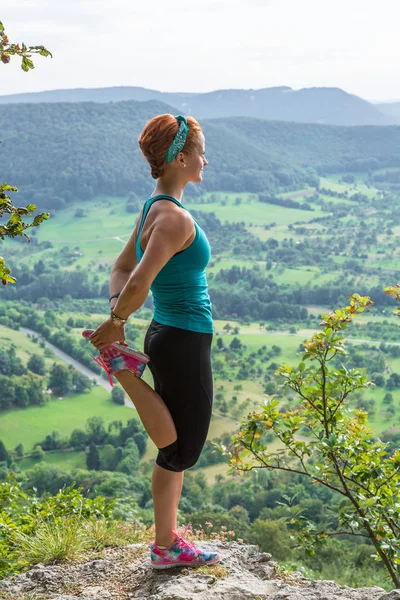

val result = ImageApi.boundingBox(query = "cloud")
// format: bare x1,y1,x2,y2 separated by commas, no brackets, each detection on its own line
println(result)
1,0,399,100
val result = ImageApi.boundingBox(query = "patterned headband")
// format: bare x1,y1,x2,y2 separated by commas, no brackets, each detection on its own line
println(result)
165,115,189,164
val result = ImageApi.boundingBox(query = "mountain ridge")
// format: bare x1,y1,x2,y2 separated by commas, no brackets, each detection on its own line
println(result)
0,85,397,126
1,99,400,207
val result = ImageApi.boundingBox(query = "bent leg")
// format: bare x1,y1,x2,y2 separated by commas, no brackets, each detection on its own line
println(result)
149,325,213,472
113,371,177,450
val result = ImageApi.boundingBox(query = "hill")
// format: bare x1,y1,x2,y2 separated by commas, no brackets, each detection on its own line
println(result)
1,100,400,209
0,85,396,126
377,101,400,119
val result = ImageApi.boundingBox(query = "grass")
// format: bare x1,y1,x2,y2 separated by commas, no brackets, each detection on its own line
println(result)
10,516,144,570
0,386,136,452
5,196,138,269
18,449,86,472
0,324,64,371
188,198,327,226
4,310,399,460
319,176,381,200
271,267,337,286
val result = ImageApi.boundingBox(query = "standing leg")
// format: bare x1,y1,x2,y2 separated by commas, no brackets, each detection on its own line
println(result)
147,325,214,549
152,465,184,547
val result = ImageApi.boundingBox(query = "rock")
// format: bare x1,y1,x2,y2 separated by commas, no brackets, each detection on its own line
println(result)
82,586,113,598
83,559,114,573
51,597,106,600
0,542,392,600
271,580,386,600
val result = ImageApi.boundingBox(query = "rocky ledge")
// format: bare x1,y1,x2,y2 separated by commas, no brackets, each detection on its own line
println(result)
0,541,398,600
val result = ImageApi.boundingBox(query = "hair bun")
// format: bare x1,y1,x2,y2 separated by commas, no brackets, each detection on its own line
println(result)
151,164,164,179
138,113,202,179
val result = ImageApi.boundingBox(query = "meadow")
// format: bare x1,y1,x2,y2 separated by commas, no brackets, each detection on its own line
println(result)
0,386,133,451
2,172,400,482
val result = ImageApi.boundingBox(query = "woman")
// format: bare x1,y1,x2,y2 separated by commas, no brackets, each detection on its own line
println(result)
87,114,221,569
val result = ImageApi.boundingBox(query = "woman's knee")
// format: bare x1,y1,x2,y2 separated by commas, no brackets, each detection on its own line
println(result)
157,444,202,472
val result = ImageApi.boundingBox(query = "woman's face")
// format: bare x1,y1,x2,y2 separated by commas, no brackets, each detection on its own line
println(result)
184,132,208,183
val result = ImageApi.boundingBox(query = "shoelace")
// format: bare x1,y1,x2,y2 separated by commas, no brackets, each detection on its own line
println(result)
172,528,198,554
92,347,119,386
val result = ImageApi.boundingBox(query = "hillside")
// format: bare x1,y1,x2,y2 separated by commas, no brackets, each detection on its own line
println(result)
377,101,400,119
1,100,400,209
0,85,396,126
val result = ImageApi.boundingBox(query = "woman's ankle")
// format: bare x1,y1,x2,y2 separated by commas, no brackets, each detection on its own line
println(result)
155,533,177,548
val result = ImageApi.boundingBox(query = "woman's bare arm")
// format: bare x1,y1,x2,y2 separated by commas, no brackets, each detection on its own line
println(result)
108,213,142,309
112,210,193,319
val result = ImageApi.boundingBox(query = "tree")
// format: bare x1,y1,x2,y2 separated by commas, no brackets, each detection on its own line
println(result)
247,519,293,562
0,377,14,410
229,337,242,350
0,20,51,284
372,373,385,387
14,443,24,458
101,444,120,471
117,440,139,475
111,387,125,405
27,354,46,376
71,369,92,393
69,429,88,450
49,363,72,396
383,392,394,405
41,431,62,451
86,416,107,445
0,440,9,462
86,442,100,471
226,294,400,589
31,446,44,461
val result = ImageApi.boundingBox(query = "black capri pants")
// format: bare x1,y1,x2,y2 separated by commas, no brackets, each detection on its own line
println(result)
144,319,213,472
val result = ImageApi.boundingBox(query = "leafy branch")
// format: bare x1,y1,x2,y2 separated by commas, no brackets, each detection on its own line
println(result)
0,21,52,70
223,294,400,588
0,184,49,284
0,20,51,284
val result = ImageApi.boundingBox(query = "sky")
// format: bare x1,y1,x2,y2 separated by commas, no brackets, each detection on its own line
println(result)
2,0,400,102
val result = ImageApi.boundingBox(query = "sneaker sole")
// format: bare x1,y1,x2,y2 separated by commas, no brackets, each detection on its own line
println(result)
82,330,149,364
150,555,221,569
112,343,150,364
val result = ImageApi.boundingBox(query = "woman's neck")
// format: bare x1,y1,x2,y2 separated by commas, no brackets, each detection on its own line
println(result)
152,175,186,202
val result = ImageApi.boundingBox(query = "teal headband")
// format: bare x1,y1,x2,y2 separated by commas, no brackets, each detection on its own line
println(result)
165,115,189,163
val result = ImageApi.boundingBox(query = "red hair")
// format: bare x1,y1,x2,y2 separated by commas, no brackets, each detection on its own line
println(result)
138,114,202,179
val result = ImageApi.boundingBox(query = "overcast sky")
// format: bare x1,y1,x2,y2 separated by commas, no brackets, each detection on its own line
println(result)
2,0,399,101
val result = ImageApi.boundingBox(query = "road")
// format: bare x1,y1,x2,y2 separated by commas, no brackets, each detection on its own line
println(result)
20,327,136,410
20,325,399,415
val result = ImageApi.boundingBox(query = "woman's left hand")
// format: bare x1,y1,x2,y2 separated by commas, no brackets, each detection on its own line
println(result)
89,318,126,350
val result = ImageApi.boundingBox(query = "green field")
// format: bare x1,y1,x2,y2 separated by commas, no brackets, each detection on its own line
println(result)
188,198,326,226
0,387,135,452
0,324,64,371
18,449,86,472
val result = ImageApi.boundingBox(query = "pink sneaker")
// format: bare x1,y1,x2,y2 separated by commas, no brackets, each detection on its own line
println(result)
150,530,221,569
82,329,149,387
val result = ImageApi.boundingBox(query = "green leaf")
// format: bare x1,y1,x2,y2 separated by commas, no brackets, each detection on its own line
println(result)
21,56,35,72
0,22,4,33
0,183,18,192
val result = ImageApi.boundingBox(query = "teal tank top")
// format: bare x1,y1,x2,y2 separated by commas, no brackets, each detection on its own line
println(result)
135,195,214,334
